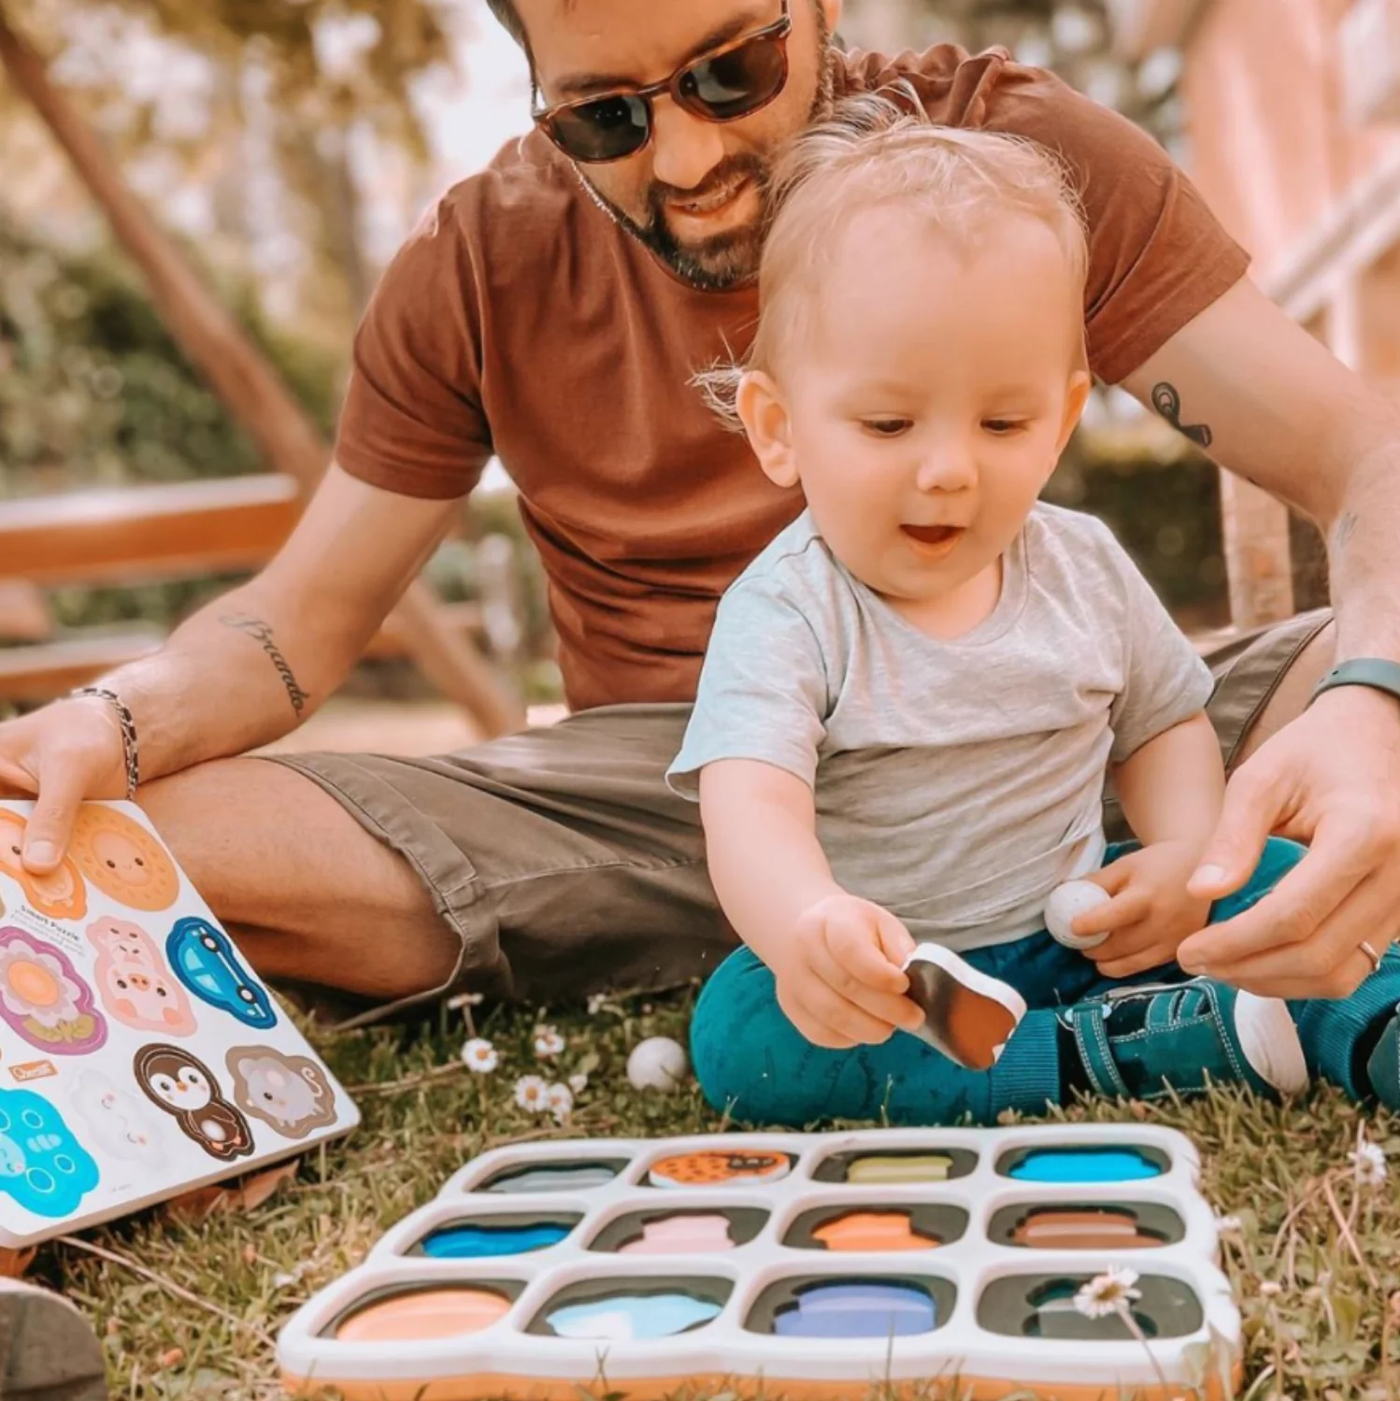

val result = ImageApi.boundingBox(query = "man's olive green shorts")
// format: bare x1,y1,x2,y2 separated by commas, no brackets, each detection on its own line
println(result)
266,609,1332,1022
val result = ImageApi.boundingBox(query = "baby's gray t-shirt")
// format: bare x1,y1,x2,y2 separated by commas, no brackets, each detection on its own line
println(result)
667,503,1213,951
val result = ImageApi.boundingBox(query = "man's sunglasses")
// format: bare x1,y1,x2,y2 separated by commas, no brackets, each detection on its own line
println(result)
533,1,793,164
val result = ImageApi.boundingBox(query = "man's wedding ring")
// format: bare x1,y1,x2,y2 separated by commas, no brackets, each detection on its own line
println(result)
1360,940,1383,974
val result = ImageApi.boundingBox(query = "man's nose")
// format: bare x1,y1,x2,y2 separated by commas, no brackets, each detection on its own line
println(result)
650,98,726,192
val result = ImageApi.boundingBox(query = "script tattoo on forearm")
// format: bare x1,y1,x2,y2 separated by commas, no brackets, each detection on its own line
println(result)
1151,382,1214,449
220,613,311,716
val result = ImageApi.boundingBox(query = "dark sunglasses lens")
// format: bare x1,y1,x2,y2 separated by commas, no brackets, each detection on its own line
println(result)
681,36,787,118
547,93,650,161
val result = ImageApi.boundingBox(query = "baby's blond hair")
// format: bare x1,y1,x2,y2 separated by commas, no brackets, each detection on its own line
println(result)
697,89,1089,426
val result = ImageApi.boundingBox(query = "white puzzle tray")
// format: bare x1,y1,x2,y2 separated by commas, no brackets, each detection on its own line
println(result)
0,799,359,1246
277,1123,1240,1400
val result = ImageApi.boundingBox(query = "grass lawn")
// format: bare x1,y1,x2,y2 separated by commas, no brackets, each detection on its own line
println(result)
36,986,1400,1400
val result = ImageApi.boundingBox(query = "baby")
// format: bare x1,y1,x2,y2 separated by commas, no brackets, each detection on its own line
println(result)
668,94,1400,1128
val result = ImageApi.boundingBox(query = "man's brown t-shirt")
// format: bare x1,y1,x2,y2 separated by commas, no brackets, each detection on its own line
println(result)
336,45,1250,712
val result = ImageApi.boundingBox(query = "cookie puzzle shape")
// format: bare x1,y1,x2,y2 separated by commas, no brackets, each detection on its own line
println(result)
277,1124,1242,1400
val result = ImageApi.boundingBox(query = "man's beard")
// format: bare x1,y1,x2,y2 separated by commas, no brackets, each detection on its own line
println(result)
574,15,838,291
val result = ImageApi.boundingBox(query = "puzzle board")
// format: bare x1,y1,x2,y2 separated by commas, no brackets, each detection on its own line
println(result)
0,799,359,1246
277,1124,1240,1400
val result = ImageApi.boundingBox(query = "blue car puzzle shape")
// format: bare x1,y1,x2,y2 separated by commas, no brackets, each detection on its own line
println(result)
166,918,277,1030
0,1090,100,1219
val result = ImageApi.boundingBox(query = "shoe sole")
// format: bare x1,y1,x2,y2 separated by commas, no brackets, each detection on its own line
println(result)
1235,990,1310,1096
902,944,1028,1071
0,1280,109,1401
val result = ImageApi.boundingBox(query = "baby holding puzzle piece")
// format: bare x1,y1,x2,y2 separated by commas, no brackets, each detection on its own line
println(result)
668,93,1400,1127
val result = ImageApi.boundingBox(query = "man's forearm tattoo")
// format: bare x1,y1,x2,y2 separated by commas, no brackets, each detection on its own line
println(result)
220,613,310,716
1151,382,1213,448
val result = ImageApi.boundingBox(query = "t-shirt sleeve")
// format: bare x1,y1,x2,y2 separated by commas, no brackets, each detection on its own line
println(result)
333,192,493,500
666,580,831,799
1094,524,1215,762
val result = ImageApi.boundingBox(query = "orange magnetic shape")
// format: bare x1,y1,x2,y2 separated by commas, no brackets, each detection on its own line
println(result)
0,810,88,921
811,1211,939,1253
336,1288,511,1343
68,806,179,912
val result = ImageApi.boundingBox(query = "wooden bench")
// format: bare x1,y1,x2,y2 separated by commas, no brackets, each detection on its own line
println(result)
0,474,495,709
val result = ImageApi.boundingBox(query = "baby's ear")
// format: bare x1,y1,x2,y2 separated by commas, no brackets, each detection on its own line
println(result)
1055,370,1093,456
736,371,800,489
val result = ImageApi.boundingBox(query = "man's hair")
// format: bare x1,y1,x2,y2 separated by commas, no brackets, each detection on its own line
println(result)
485,0,529,51
696,90,1090,426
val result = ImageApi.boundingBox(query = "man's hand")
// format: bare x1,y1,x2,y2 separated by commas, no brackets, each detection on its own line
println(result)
1175,686,1400,998
771,892,925,1050
0,700,129,871
1070,840,1213,979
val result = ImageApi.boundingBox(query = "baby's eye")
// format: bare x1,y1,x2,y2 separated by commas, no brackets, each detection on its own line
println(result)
861,418,913,438
982,418,1026,435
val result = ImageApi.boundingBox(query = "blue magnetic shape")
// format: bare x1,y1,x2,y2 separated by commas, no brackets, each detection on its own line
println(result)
546,1293,722,1340
774,1281,936,1338
0,1091,100,1219
1008,1148,1161,1184
165,918,276,1030
421,1221,572,1259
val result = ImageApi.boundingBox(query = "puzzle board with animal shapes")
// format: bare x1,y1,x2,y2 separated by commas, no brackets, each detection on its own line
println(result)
0,800,359,1246
277,1123,1241,1401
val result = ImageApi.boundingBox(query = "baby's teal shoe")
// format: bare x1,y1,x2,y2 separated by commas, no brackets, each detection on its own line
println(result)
1059,978,1310,1103
1364,1008,1400,1109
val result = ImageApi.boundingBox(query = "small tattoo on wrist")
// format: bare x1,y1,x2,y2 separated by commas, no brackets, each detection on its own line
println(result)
220,613,310,716
1151,382,1213,448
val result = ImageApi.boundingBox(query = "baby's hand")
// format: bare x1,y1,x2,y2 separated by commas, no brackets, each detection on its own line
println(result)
772,892,926,1050
1070,840,1214,979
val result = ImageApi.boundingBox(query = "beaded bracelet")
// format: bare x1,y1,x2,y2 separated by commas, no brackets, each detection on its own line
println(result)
68,686,140,801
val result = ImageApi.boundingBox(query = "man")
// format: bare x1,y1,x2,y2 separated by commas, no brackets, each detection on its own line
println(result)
3,0,1399,1023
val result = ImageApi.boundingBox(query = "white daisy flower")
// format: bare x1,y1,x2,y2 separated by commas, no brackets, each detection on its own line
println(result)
568,1072,589,1094
514,1075,548,1112
545,1082,574,1122
1350,1139,1388,1188
460,1038,498,1074
534,1025,566,1059
1074,1268,1142,1319
447,991,485,1010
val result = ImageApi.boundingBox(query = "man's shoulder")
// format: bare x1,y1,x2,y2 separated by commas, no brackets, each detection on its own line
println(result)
417,129,607,275
838,42,1068,129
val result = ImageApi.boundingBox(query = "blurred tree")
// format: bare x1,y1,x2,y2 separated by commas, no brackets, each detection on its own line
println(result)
0,0,459,344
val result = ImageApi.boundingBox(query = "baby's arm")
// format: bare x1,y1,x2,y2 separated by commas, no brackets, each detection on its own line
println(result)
1113,711,1225,850
699,759,923,1049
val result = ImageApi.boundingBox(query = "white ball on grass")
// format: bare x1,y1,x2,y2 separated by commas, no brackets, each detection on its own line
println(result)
626,1036,689,1092
1045,880,1113,951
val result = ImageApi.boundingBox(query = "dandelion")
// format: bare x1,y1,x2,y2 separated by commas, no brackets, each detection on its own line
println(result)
1350,1139,1388,1188
514,1075,548,1112
1074,1268,1142,1320
569,1072,589,1094
460,1038,499,1074
546,1082,574,1123
534,1025,566,1059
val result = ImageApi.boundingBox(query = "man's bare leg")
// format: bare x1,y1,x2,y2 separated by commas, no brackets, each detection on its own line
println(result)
1232,617,1336,768
138,758,460,1002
